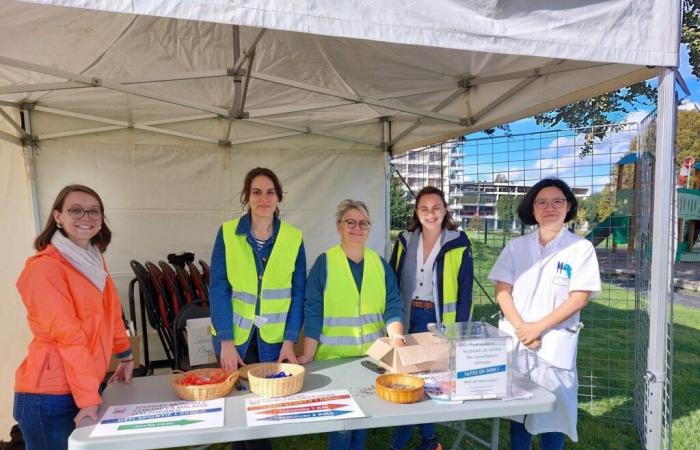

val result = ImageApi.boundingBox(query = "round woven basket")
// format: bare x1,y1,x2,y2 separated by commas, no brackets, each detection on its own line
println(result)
170,368,238,401
248,362,305,398
375,373,425,404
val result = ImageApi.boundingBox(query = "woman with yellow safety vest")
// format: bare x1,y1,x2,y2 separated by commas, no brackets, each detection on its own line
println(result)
299,199,405,450
209,167,306,450
389,186,474,450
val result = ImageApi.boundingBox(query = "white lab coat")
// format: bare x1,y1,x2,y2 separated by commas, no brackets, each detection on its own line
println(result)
488,227,601,441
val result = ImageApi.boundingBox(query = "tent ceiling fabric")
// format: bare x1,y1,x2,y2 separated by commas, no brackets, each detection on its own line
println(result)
0,0,677,154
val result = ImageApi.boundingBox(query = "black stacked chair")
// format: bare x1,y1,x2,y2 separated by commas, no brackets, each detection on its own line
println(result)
129,252,212,373
129,261,175,371
172,299,213,371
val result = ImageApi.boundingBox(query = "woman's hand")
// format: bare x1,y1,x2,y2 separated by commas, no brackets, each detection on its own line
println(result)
297,353,314,364
220,340,245,372
525,339,542,351
108,359,134,384
390,336,406,348
74,405,99,425
515,322,546,346
278,341,298,364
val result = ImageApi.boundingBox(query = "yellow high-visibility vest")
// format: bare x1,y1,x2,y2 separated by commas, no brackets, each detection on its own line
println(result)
222,218,302,344
316,245,386,360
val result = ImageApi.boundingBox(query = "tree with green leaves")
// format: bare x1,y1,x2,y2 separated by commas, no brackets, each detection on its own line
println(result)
495,194,517,230
390,175,413,230
533,1,699,155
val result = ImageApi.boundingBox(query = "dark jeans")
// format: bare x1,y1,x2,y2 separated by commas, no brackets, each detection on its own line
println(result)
327,429,368,450
13,392,79,450
215,332,274,450
391,306,438,449
510,420,564,450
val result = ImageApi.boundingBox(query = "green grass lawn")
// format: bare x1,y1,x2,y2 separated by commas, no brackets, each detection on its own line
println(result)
166,231,698,449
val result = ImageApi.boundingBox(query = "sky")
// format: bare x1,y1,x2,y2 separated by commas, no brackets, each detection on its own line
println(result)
453,45,700,194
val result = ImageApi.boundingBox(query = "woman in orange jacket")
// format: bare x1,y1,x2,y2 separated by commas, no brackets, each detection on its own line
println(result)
13,185,133,450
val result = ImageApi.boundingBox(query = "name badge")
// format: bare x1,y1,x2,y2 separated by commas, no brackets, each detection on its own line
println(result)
552,274,569,286
253,315,268,328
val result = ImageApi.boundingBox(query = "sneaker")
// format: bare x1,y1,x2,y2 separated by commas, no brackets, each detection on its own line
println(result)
416,439,442,450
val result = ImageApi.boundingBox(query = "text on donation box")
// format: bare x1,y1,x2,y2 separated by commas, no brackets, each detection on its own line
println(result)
454,338,508,399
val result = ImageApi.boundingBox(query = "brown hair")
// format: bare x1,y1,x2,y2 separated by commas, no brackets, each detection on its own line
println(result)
240,167,284,216
408,186,458,232
34,184,112,252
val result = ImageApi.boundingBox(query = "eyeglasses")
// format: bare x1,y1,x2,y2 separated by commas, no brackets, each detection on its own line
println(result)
342,219,371,230
66,207,102,220
534,198,568,210
417,206,445,216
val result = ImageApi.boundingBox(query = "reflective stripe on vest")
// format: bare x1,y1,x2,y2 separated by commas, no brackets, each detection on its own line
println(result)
222,218,302,344
316,245,386,360
441,246,466,324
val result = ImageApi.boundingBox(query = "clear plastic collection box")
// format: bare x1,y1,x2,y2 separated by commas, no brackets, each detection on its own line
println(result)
427,320,512,400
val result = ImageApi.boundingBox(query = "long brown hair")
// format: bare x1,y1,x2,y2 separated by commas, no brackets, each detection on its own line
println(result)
407,186,458,232
239,167,284,216
34,185,112,252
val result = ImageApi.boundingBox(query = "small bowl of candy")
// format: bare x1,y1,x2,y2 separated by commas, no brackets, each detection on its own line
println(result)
248,362,305,398
375,373,425,404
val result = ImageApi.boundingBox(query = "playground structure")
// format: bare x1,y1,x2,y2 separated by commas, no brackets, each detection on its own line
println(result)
676,161,700,262
585,152,700,262
586,153,638,255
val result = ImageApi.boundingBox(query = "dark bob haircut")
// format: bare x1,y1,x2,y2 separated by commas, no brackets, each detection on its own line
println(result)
34,184,112,252
516,178,578,226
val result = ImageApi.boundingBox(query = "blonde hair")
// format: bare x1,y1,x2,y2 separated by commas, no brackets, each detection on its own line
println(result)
335,199,371,224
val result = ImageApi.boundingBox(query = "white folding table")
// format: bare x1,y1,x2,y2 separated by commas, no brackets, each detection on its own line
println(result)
69,358,555,450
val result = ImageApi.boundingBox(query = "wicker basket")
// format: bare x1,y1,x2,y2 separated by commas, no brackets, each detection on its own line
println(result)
170,368,238,401
375,373,425,404
248,362,305,398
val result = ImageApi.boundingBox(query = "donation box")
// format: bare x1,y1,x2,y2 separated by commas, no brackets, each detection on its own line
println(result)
429,320,512,400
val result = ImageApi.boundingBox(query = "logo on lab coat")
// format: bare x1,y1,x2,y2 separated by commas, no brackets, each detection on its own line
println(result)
556,261,572,279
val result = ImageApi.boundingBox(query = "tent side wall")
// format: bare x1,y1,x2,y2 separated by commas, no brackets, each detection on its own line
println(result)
0,119,35,440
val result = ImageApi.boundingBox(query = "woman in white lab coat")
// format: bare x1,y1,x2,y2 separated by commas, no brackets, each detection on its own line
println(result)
488,178,600,450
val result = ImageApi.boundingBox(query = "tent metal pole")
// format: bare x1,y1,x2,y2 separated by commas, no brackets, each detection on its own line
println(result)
247,118,380,147
250,72,467,125
245,82,461,119
390,88,464,146
0,70,229,95
0,107,27,137
471,76,537,123
21,107,41,234
645,66,676,449
0,56,229,116
0,129,21,146
34,106,219,145
383,119,392,259
467,60,603,86
37,114,216,140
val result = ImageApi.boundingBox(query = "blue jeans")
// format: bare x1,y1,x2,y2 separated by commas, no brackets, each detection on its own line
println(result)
510,420,564,450
391,306,439,450
327,429,368,450
13,392,79,450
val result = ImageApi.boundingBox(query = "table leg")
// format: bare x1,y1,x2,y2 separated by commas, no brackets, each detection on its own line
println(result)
490,418,500,450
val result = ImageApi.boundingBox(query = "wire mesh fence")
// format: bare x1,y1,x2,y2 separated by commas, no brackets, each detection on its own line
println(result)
390,120,672,448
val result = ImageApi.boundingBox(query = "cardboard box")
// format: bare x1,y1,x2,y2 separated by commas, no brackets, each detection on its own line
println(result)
367,332,449,373
109,335,141,372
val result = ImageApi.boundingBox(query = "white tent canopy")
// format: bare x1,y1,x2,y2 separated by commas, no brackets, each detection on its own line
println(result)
0,0,680,445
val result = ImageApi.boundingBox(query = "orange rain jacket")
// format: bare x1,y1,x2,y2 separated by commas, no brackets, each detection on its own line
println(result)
14,245,130,408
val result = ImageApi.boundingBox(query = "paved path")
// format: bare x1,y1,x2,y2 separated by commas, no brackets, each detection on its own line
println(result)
596,248,700,293
674,289,700,309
